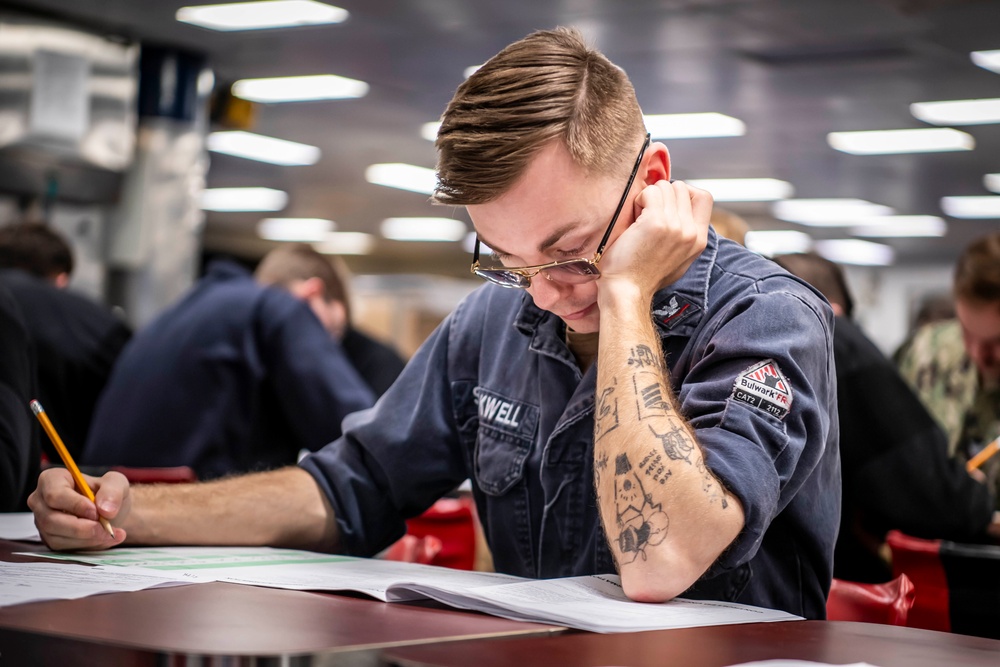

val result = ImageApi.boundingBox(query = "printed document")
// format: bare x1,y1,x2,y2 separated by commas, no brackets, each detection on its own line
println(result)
0,561,194,607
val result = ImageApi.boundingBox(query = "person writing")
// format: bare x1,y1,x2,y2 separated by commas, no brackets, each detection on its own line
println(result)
29,28,839,618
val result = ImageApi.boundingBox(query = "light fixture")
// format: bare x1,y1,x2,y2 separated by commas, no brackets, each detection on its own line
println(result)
463,65,482,78
380,217,467,242
201,187,287,212
772,199,894,226
971,49,1000,74
744,230,813,257
985,173,1000,193
232,74,368,103
815,239,895,266
827,128,974,155
176,1,348,32
365,163,437,195
910,98,1000,126
685,178,794,202
421,121,441,142
207,131,320,165
849,216,946,238
644,113,746,139
258,218,334,241
313,232,376,255
940,196,1000,219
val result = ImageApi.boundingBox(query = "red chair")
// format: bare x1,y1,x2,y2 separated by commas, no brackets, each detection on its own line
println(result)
887,529,1000,638
109,466,198,484
383,534,444,565
402,496,477,570
826,575,915,625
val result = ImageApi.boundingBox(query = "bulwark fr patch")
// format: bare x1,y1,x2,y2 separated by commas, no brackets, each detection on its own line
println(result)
731,359,792,420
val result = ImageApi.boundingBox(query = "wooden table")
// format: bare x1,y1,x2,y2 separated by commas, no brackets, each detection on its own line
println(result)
0,539,563,665
382,620,1000,667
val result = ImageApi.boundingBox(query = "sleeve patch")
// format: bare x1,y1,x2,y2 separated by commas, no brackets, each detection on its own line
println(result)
731,359,792,420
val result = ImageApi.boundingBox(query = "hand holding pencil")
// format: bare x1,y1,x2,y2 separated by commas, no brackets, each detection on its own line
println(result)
29,399,116,538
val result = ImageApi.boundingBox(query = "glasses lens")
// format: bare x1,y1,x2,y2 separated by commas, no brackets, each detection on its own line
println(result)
542,260,600,283
475,268,529,288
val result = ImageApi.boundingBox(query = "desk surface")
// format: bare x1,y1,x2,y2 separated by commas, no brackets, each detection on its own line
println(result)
0,539,562,663
384,620,1000,667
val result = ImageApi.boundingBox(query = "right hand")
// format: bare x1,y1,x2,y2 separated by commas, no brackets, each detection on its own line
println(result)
28,468,131,551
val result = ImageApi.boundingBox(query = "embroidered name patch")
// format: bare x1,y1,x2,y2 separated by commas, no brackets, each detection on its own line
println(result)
731,359,792,419
473,387,538,439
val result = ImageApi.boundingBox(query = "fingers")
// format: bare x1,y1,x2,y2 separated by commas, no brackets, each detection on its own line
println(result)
27,469,128,551
92,471,130,519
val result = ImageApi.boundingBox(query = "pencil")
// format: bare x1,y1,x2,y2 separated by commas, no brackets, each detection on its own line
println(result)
29,400,115,538
966,436,1000,473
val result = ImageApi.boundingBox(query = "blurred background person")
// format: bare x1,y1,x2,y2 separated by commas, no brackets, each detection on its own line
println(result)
898,232,1000,504
0,283,39,511
709,207,749,246
0,220,131,459
774,252,999,583
892,292,956,365
82,243,383,480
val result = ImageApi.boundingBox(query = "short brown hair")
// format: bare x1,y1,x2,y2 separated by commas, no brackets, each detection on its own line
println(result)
954,232,1000,306
434,27,646,206
0,221,74,279
254,244,351,319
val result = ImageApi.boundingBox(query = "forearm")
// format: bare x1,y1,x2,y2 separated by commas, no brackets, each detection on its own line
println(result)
595,284,743,601
123,467,339,551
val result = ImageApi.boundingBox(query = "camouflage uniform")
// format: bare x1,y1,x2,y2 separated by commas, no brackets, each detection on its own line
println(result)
898,319,1000,506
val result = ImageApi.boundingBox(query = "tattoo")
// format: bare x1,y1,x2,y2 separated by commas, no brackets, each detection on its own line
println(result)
638,449,671,485
595,379,620,442
595,451,609,488
627,345,659,369
632,372,672,420
696,458,729,509
650,424,695,463
614,454,669,563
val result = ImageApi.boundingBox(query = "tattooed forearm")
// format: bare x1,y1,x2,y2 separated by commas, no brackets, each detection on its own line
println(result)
696,458,730,509
595,378,620,442
638,449,671,485
627,344,661,370
595,450,610,488
632,372,673,420
614,453,669,563
650,423,694,463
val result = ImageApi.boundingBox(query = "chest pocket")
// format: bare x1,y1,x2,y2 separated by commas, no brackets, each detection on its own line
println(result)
473,387,539,496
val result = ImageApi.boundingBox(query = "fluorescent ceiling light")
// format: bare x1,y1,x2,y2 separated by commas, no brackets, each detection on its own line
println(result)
365,163,437,195
815,239,895,266
644,113,746,139
201,187,287,212
232,74,368,103
313,232,375,255
421,121,441,142
685,178,794,202
463,65,482,78
258,217,334,241
207,131,320,165
381,217,467,242
910,98,1000,126
941,196,1000,219
971,50,1000,74
772,199,894,226
985,173,1000,193
849,215,946,238
744,230,813,257
828,128,974,155
176,1,348,31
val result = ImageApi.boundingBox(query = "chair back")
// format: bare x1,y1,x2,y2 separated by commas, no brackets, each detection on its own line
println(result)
826,575,915,625
110,466,198,484
404,496,477,570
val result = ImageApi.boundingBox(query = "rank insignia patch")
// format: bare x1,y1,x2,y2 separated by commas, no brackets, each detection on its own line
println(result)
731,359,792,419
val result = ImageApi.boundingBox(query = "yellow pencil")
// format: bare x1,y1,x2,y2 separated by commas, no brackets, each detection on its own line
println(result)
29,400,115,538
966,436,1000,473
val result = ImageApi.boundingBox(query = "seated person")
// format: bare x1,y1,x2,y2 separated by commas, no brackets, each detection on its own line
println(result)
774,252,999,582
0,221,131,458
31,28,839,619
82,244,377,480
0,284,40,511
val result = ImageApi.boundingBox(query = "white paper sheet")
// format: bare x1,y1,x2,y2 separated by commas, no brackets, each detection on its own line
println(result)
0,513,41,542
0,561,195,607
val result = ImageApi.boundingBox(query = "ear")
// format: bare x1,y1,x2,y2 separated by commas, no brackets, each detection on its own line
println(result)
641,142,671,185
288,277,325,301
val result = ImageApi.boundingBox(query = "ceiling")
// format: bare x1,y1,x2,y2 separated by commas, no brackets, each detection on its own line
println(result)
3,0,1000,279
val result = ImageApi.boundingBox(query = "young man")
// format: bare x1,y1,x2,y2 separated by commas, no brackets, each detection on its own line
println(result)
898,232,1000,504
82,244,379,480
29,28,839,618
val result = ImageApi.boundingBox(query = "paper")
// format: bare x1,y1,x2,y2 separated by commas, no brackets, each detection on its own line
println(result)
729,662,880,667
30,546,800,632
0,561,194,607
0,513,41,542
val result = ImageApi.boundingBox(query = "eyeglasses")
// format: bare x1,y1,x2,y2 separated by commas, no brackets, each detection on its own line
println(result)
471,132,652,289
